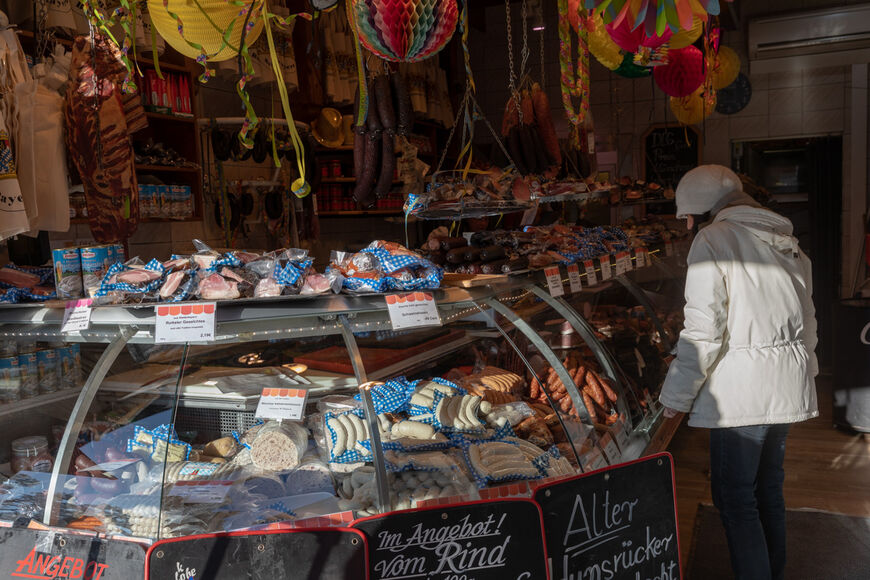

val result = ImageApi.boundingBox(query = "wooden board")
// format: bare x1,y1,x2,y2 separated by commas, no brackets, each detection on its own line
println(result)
294,329,466,375
441,272,510,288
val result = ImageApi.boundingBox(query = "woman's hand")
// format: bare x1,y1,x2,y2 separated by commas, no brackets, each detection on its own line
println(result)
663,407,683,419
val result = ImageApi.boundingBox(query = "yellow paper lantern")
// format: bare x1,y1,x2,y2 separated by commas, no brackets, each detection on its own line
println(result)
588,13,622,71
669,15,704,49
670,86,716,125
148,0,265,62
712,46,740,90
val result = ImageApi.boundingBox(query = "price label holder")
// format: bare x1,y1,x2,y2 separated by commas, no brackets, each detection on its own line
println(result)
61,299,93,333
599,432,622,464
256,388,308,421
544,266,565,297
168,480,233,504
665,241,674,257
155,303,216,344
385,292,442,330
613,253,627,276
79,458,141,473
610,418,631,451
599,256,612,281
583,260,597,286
623,251,634,272
567,264,582,293
636,248,647,268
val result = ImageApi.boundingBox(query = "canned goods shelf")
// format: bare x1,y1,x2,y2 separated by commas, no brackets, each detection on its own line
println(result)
0,388,82,420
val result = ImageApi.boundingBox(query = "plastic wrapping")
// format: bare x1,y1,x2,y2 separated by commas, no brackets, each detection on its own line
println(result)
249,421,309,471
327,240,443,293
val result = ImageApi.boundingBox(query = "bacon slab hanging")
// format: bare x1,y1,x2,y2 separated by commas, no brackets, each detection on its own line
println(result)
65,33,141,243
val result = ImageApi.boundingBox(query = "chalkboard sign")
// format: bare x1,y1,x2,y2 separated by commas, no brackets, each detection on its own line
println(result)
644,125,701,188
146,528,368,580
353,499,549,580
534,453,680,580
0,527,146,580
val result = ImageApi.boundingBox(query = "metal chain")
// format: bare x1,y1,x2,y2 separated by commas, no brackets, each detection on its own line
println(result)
435,84,471,175
520,0,529,81
540,19,545,88
505,0,522,122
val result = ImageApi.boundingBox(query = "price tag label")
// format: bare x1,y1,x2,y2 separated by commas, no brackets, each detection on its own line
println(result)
256,388,308,421
665,241,674,257
544,266,564,297
611,419,631,451
636,248,646,268
79,458,141,473
583,260,598,286
600,257,612,281
583,448,608,472
614,253,627,276
601,434,622,464
567,264,582,293
386,292,442,330
61,299,92,333
168,480,233,504
623,251,634,271
155,303,216,343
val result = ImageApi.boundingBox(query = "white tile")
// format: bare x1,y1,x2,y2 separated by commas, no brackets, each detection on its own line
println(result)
802,66,846,86
128,222,170,245
614,79,635,103
634,78,654,100
171,221,206,242
803,84,845,112
748,72,769,92
736,88,767,118
729,115,768,139
768,87,802,115
768,71,802,89
803,109,845,134
769,113,803,137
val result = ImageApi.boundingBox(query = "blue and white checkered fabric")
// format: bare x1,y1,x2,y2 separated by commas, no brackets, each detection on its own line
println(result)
96,259,165,297
162,269,199,302
211,252,243,270
353,377,413,414
274,261,304,286
0,288,19,303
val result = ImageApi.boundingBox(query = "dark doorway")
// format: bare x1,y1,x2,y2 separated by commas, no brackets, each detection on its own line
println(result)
732,136,843,370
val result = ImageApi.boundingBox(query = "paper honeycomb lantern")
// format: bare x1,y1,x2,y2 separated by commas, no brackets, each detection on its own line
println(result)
350,0,458,63
614,53,651,78
606,16,672,53
654,45,704,97
148,0,265,62
712,46,740,90
668,14,705,49
670,86,716,125
588,13,623,70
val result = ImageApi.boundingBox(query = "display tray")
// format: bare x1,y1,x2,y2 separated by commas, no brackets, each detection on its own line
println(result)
295,328,466,375
441,272,510,287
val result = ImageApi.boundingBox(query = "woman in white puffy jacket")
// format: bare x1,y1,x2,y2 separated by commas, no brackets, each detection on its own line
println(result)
659,165,818,580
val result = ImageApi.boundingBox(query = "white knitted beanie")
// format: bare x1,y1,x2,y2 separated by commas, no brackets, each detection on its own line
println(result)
675,164,749,218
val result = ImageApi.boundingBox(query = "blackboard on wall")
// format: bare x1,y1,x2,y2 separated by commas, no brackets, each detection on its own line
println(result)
644,125,701,188
534,453,681,580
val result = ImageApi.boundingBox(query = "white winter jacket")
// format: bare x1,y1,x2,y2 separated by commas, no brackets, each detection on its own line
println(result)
659,205,819,428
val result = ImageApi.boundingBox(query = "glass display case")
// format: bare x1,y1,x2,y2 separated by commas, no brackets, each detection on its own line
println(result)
0,272,679,547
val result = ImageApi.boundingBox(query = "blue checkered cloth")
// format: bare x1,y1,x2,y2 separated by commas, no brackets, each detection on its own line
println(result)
353,377,414,414
96,259,165,297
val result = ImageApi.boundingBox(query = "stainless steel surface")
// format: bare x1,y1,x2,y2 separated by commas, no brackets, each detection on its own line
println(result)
359,386,390,513
43,327,134,525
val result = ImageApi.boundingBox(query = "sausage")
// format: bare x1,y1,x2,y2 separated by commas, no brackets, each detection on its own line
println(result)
520,89,535,125
353,82,366,178
530,377,541,399
581,391,598,423
426,251,446,265
481,259,507,274
507,126,527,175
600,376,619,403
501,95,520,137
530,125,551,171
584,369,607,407
501,257,528,273
519,125,539,174
439,237,468,251
353,133,380,205
374,132,395,197
479,245,506,262
466,262,484,274
375,74,396,135
532,82,561,165
446,247,468,264
366,79,382,137
463,247,482,262
392,72,414,136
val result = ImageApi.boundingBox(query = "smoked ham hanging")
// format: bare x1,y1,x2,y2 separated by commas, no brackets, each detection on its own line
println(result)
65,33,142,243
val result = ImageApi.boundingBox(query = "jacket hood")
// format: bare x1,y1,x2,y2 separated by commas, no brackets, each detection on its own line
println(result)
714,205,799,255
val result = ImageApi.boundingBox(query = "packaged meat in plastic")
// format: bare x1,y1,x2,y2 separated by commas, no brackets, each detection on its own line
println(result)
300,271,342,295
249,420,309,471
95,258,165,303
195,271,240,301
162,255,191,272
158,269,197,301
220,267,259,298
191,239,243,271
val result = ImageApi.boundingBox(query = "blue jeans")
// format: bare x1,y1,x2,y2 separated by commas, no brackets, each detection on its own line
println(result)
710,424,790,580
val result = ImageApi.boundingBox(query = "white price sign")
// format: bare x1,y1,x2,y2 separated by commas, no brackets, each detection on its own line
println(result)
61,299,93,333
155,303,216,343
386,292,442,330
544,266,564,297
602,436,622,464
583,260,598,286
636,248,646,268
622,251,634,272
614,253,627,276
567,264,582,293
256,387,308,421
168,480,233,504
600,257,612,281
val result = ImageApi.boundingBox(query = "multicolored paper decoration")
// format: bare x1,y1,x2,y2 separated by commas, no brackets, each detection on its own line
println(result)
148,0,265,62
586,0,731,34
606,16,672,52
614,52,652,78
349,0,458,62
654,45,704,97
711,45,739,89
670,85,716,124
668,12,705,48
558,0,591,144
587,12,623,70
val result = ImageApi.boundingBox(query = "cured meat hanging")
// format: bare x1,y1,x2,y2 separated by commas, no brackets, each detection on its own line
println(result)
65,32,143,243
